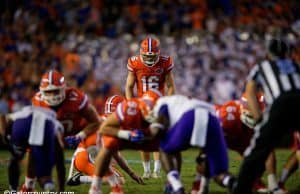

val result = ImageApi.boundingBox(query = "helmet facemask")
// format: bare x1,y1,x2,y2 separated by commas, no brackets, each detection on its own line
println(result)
239,92,265,128
139,37,160,67
240,109,257,128
41,87,66,106
140,52,160,66
39,70,66,106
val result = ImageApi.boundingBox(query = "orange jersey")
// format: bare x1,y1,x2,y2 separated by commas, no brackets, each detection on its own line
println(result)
102,98,159,151
216,100,244,135
127,55,174,97
216,100,253,154
78,133,98,148
32,87,89,136
115,98,149,132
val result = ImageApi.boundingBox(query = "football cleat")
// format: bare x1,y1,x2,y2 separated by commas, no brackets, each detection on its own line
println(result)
164,183,186,194
278,182,288,193
67,172,82,186
88,185,103,194
253,179,268,193
117,176,126,185
164,182,173,194
191,179,209,194
268,187,287,194
110,184,124,194
172,188,186,194
142,171,151,179
152,171,161,178
20,184,35,192
191,180,200,194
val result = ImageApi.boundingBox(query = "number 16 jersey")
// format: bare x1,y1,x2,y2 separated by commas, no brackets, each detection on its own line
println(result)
127,55,174,97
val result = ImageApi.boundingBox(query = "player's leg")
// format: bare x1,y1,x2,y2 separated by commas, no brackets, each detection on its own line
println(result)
233,111,286,194
109,161,126,184
265,150,284,192
160,110,196,194
278,150,299,189
173,152,182,172
152,151,161,178
89,147,114,194
31,147,55,191
191,151,209,194
89,135,123,194
140,151,151,178
32,148,55,191
103,167,123,194
160,151,184,194
233,131,268,193
21,151,37,191
67,148,94,185
9,116,35,192
279,133,300,189
8,141,25,191
204,113,236,192
234,94,300,194
8,155,21,190
31,122,57,191
55,137,66,191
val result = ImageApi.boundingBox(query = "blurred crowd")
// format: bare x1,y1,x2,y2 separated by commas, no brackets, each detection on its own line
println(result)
0,0,300,114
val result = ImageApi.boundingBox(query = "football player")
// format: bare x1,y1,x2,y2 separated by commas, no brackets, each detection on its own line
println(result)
192,93,295,194
213,93,271,193
0,106,64,191
21,70,101,192
66,95,144,193
125,36,176,179
89,89,162,194
147,95,236,194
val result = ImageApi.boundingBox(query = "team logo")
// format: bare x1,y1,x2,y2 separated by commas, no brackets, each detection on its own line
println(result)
155,68,163,74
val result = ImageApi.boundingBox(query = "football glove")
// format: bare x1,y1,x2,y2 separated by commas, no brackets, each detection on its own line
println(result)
64,136,82,148
129,129,145,143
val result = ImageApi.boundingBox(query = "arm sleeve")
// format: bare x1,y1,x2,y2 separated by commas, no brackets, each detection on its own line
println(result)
246,64,259,82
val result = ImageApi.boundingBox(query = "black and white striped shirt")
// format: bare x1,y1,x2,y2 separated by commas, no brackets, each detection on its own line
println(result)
247,59,300,106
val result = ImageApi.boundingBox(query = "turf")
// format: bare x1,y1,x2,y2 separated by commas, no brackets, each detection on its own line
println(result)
0,149,299,194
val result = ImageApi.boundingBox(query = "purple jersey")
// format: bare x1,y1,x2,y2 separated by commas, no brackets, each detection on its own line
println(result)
153,95,229,178
9,106,61,177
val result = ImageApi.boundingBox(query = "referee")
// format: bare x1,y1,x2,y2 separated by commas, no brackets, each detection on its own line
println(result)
232,39,300,194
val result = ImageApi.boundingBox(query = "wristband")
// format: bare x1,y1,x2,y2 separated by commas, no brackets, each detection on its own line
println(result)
76,131,86,139
150,122,165,130
117,130,131,140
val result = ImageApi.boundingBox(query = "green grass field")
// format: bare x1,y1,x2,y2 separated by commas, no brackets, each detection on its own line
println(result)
0,149,299,194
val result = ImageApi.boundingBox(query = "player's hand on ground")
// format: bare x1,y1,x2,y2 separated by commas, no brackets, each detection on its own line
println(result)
130,173,145,185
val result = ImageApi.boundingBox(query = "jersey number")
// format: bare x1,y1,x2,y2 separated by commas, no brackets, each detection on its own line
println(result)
127,101,137,115
225,106,237,121
60,120,74,132
141,76,159,92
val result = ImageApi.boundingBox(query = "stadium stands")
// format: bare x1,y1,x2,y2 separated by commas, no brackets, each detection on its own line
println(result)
0,0,299,114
